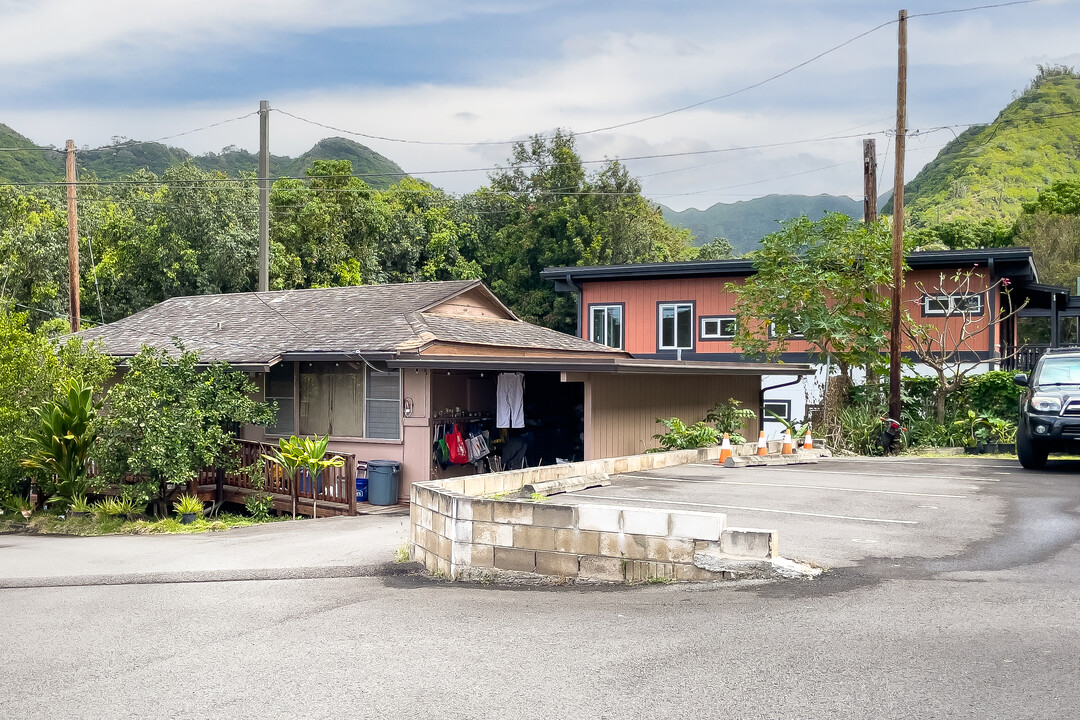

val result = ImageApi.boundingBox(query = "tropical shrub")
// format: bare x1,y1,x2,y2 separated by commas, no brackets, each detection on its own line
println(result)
833,403,888,455
650,418,719,451
243,459,274,521
174,494,204,516
96,344,274,514
20,378,100,509
704,398,757,444
264,434,343,517
963,371,1023,423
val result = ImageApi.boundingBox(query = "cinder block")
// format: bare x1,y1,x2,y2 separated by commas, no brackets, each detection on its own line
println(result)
721,528,778,559
468,499,494,522
493,501,534,525
532,504,574,528
578,555,625,582
438,492,452,516
425,551,439,574
451,541,472,565
431,512,446,536
470,544,494,568
598,532,647,560
555,529,600,555
436,533,451,560
410,544,424,564
418,507,433,531
513,525,556,551
623,455,641,473
472,521,513,547
613,458,629,474
624,560,675,583
668,511,725,541
452,519,473,543
621,508,670,536
443,479,466,494
494,546,536,573
645,536,695,564
536,551,580,577
575,504,622,533
436,556,451,578
674,563,721,581
464,476,485,497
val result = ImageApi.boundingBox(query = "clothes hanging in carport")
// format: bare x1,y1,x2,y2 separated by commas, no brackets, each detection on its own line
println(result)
496,372,524,428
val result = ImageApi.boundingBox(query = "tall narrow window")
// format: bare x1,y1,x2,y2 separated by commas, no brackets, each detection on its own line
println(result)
659,303,693,350
265,362,295,435
365,368,401,440
590,305,623,349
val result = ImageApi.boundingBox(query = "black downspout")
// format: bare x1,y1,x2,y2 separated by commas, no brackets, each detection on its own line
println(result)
760,376,803,432
565,274,583,338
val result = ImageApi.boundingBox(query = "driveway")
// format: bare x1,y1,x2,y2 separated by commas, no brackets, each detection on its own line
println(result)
553,456,1027,569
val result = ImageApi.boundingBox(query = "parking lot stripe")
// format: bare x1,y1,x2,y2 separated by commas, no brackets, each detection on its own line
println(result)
570,494,918,525
624,478,967,499
681,466,978,485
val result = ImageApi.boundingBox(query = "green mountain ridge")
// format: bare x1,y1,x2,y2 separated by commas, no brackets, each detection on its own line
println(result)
0,124,406,189
888,70,1080,226
660,194,865,255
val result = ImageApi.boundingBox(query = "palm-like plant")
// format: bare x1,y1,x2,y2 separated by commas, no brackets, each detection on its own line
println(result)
264,435,343,518
20,378,100,509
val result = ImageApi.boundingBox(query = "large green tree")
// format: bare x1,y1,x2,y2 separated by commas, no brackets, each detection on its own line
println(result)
1013,179,1080,287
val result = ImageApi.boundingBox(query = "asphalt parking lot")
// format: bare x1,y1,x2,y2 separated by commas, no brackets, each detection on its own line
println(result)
554,456,1019,568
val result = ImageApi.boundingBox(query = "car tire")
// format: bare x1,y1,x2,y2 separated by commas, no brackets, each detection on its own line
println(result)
1017,422,1049,470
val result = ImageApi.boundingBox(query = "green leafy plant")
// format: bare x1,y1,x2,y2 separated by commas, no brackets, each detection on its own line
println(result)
243,459,274,521
704,398,757,445
833,403,889,455
765,409,809,441
986,417,1017,445
173,494,204,516
264,434,343,518
5,494,34,517
394,543,411,563
952,410,992,448
20,377,100,509
70,495,92,513
651,417,719,451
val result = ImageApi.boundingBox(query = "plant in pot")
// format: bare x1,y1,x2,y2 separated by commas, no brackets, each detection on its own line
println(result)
173,494,204,524
953,410,991,453
69,494,92,519
985,417,1017,454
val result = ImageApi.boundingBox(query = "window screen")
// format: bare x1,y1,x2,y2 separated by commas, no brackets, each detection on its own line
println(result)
265,363,295,435
366,368,401,440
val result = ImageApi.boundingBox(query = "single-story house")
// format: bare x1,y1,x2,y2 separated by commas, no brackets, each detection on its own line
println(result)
80,279,809,510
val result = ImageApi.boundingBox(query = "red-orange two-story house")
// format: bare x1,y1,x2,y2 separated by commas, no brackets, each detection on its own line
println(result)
543,248,1069,430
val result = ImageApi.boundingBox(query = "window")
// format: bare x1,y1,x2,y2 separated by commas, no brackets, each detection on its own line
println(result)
365,368,402,440
265,363,295,435
659,303,694,350
922,293,984,316
298,364,402,440
768,322,804,340
590,304,623,349
700,316,737,340
763,400,791,422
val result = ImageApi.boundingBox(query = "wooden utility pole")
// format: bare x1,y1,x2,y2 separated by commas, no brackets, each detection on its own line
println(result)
258,100,270,292
863,139,877,224
889,9,908,426
65,139,80,333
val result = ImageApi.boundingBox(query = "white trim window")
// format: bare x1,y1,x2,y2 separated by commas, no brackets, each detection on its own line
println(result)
922,293,984,316
365,368,402,440
701,316,737,340
659,303,694,350
768,322,804,340
590,305,623,349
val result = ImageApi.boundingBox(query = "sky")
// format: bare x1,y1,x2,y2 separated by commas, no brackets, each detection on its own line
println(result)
2,0,1078,211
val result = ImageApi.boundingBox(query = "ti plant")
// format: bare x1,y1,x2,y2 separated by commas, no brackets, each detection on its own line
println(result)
20,378,100,510
264,435,343,518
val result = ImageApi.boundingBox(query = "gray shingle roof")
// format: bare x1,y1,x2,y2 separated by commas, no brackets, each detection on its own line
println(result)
78,280,618,364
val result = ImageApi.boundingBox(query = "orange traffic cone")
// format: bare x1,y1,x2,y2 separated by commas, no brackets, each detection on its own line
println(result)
717,433,732,465
781,430,794,455
755,430,768,456
803,427,814,451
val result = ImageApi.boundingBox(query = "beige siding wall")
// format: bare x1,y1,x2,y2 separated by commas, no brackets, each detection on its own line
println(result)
584,374,761,459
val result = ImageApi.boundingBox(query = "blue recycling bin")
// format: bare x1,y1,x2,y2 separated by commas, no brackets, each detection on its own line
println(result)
356,476,369,503
366,460,401,506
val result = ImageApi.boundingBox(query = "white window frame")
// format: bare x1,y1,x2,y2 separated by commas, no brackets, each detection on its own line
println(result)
922,293,983,316
700,316,737,340
763,400,792,423
364,367,402,441
659,302,694,350
589,304,624,349
768,322,804,340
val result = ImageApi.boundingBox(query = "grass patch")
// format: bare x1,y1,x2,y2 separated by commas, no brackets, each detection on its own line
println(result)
393,543,411,563
0,511,290,536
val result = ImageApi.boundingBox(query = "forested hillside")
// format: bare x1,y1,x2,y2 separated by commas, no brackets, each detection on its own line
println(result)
887,66,1080,226
0,131,693,336
0,124,406,189
660,194,864,255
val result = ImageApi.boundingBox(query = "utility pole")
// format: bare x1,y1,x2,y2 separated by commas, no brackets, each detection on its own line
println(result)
888,9,908,427
65,139,80,333
258,100,270,292
863,138,877,225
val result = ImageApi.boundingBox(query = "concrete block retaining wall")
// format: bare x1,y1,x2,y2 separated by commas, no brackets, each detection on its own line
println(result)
409,446,778,583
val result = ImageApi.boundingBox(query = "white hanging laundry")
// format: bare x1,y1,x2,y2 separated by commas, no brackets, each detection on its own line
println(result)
496,372,525,428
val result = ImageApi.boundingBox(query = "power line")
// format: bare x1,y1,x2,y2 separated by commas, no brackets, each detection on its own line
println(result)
908,0,1039,19
98,112,259,151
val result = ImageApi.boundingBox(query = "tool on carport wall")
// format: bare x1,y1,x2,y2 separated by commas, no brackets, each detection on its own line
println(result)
717,433,732,465
756,431,768,456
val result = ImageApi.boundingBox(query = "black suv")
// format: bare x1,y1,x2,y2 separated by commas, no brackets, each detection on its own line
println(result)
1014,348,1080,468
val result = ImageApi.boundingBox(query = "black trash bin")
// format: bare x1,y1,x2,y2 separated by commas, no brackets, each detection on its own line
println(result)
367,460,401,506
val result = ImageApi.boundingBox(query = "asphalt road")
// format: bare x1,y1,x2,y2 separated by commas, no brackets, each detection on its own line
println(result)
2,457,1079,719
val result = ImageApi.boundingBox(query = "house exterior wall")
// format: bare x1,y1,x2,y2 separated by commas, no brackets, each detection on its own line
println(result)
425,287,513,318
579,268,999,359
580,373,761,459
